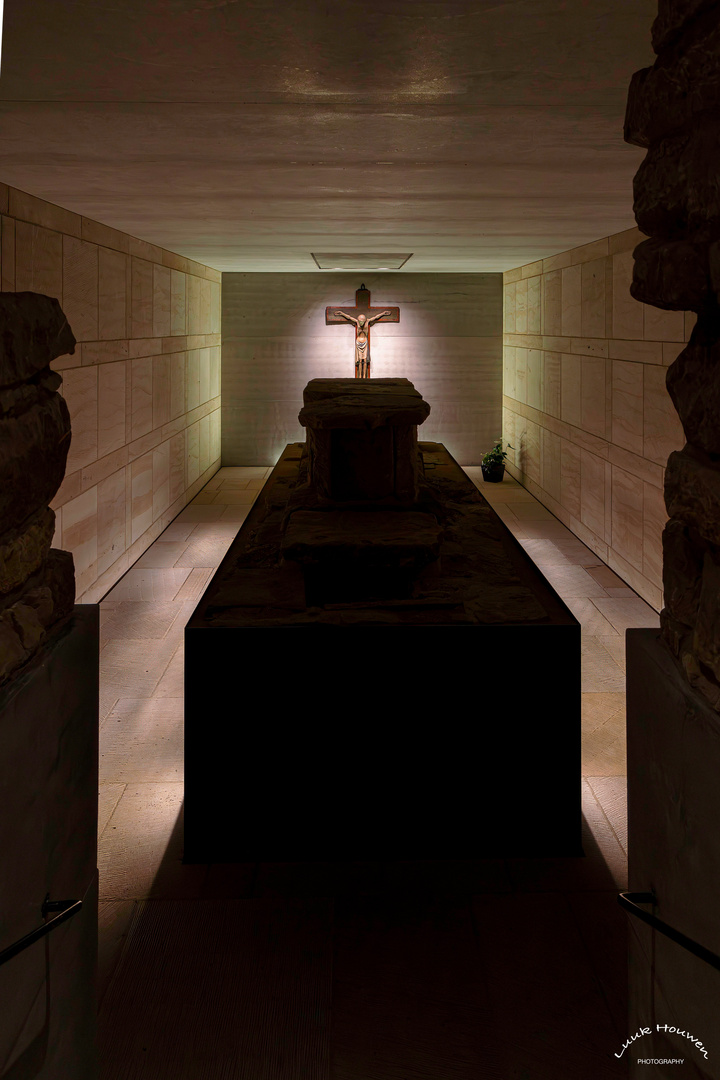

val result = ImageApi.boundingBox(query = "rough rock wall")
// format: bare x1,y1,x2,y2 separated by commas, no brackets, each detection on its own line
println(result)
0,292,76,684
626,0,720,708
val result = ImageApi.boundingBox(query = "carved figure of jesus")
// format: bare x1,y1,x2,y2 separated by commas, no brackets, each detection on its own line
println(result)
333,309,393,378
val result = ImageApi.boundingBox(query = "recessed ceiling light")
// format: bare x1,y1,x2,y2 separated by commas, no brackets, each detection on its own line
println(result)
311,253,413,270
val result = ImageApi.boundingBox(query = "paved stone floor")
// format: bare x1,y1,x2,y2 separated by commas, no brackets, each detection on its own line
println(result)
96,466,660,1079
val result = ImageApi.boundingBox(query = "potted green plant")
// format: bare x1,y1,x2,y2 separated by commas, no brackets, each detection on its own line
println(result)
481,439,512,483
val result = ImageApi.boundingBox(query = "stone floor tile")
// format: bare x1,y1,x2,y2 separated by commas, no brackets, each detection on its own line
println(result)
550,537,604,566
98,783,207,900
534,563,609,598
173,567,213,600
594,634,627,672
132,542,191,568
220,505,252,523
100,698,184,783
582,692,627,777
102,567,193,602
187,520,241,539
590,597,660,633
516,538,577,569
565,597,622,635
158,522,196,542
212,488,260,505
215,466,271,478
99,688,120,723
172,533,235,567
153,643,184,698
98,899,138,1010
586,564,629,590
190,491,217,504
99,783,126,836
586,777,628,855
174,504,228,522
581,638,626,693
100,600,186,645
511,519,577,539
505,502,557,520
100,635,181,698
489,503,520,525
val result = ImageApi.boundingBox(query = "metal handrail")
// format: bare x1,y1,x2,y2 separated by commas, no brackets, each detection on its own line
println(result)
0,898,82,968
618,891,720,973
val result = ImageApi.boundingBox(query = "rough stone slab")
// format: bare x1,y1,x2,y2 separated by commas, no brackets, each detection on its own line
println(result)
666,336,720,454
630,236,710,311
633,124,720,239
189,442,575,629
281,510,441,567
0,388,71,531
0,506,55,595
664,449,720,545
299,377,430,430
651,0,719,53
626,13,720,145
661,519,703,625
0,292,76,388
204,567,307,615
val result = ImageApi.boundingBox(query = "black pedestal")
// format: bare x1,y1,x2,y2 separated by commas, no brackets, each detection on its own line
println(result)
0,608,99,1080
185,622,580,862
626,629,720,1075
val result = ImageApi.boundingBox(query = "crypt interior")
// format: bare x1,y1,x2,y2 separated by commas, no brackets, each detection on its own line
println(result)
1,1,719,1078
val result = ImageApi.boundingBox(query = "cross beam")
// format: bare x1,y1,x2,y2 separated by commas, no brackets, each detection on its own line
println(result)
326,283,399,378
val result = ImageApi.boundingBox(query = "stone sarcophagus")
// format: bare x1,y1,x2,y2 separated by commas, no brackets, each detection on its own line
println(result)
184,378,580,863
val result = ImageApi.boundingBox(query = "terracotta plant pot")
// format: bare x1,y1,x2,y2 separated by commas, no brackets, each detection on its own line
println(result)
481,463,505,483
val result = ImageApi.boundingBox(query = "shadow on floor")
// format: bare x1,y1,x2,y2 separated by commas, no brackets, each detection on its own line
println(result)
98,801,629,1080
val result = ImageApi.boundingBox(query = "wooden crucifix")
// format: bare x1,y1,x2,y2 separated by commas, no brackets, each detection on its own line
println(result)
326,283,399,378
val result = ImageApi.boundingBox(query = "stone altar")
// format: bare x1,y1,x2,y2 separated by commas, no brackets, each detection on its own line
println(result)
185,379,580,862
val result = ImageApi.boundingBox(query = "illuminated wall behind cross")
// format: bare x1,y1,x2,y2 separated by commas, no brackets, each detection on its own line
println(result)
221,272,502,466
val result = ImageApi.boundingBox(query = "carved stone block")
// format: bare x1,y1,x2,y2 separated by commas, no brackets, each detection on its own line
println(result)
0,292,77,686
633,125,720,239
661,518,703,625
651,0,718,54
631,237,711,310
666,338,720,453
693,547,720,683
664,449,720,542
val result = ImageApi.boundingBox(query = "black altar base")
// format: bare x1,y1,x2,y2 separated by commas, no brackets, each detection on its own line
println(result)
184,444,581,862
